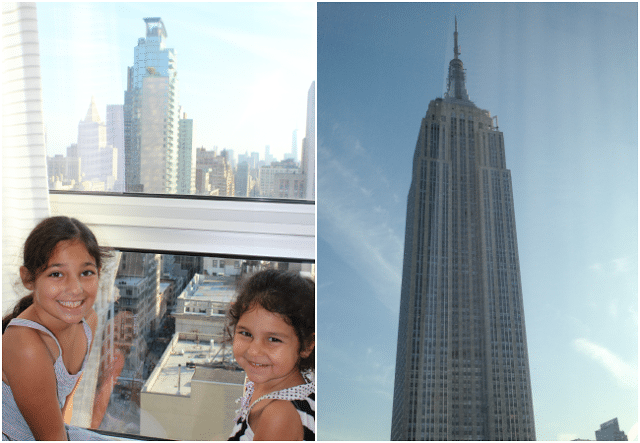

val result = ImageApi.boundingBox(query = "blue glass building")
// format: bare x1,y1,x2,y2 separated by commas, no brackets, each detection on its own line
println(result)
124,18,180,193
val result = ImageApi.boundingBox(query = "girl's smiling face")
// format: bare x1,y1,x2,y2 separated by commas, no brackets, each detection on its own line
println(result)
21,240,99,327
233,304,312,391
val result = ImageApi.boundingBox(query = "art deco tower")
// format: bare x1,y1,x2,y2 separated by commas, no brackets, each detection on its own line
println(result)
391,20,536,440
77,97,118,187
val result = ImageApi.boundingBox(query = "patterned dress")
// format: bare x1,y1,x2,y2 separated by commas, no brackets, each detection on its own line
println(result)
2,318,110,441
228,373,315,441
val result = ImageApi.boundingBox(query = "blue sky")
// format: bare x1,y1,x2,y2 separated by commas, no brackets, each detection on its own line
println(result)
36,2,316,161
317,2,637,441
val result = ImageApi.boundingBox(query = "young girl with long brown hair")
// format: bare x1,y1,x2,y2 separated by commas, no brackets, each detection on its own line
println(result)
2,216,111,440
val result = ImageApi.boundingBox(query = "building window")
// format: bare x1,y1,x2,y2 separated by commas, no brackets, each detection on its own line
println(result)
3,3,316,440
40,3,315,202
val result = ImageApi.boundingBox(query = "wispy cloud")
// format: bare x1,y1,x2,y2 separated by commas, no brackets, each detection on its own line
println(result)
318,338,395,440
589,256,633,275
318,138,404,313
322,340,395,401
573,338,637,389
612,257,629,274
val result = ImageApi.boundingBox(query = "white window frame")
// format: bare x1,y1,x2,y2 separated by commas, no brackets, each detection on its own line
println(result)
49,191,315,262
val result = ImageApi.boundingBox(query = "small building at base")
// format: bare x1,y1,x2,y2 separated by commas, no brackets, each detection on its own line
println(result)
140,333,245,440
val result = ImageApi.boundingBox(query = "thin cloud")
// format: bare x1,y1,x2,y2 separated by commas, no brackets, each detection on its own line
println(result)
589,256,633,275
318,142,404,312
612,257,629,274
573,338,637,389
353,349,395,399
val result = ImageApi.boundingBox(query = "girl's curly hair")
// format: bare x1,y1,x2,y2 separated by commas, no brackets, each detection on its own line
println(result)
226,269,315,371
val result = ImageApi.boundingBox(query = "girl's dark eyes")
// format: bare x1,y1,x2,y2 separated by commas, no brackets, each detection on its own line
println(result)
236,331,281,343
49,270,96,278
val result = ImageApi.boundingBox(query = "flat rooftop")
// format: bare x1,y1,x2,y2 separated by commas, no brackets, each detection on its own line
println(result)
179,276,236,304
143,336,242,396
115,276,144,286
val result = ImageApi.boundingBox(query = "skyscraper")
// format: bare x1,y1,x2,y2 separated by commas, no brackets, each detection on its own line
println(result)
177,113,195,195
234,161,250,197
77,97,117,188
391,20,535,441
106,104,125,192
124,17,180,193
195,148,234,196
301,81,315,200
292,129,298,160
595,418,628,441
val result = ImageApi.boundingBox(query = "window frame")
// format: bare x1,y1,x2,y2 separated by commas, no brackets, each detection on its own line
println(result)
49,190,315,262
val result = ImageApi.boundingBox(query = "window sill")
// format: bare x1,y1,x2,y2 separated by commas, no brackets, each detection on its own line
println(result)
49,191,315,261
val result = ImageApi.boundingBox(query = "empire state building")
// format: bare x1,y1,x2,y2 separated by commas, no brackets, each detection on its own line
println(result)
391,20,536,441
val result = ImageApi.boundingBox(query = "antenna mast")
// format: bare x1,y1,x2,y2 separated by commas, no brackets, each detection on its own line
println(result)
454,16,460,59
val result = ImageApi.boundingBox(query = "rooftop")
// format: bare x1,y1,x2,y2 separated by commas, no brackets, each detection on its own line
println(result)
178,275,236,304
116,276,144,286
143,334,241,397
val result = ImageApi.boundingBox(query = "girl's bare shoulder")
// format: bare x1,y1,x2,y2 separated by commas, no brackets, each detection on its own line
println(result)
2,324,55,366
251,399,303,440
2,324,67,440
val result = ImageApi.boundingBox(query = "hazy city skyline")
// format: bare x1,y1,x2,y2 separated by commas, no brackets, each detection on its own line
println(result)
37,2,316,162
318,3,637,441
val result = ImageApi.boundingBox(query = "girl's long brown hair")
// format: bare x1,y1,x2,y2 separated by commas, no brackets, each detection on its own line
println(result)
2,216,110,334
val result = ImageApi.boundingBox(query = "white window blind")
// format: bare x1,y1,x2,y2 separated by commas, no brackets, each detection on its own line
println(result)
2,2,51,314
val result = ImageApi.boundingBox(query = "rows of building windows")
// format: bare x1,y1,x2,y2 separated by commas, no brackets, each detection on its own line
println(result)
395,99,535,440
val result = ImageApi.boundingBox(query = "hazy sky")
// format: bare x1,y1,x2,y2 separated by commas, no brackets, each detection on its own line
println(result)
36,2,316,161
317,2,637,441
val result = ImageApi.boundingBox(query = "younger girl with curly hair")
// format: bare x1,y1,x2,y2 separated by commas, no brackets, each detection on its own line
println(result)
227,269,315,441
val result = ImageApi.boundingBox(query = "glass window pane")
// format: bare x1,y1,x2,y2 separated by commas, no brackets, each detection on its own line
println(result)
39,3,316,200
84,251,314,440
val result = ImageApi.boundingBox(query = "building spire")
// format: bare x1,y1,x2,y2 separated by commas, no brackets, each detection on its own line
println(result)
84,96,102,123
444,17,472,104
454,16,460,59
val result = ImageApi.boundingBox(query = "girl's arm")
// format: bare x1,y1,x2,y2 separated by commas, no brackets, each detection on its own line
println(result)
2,327,68,440
251,399,304,441
61,309,98,424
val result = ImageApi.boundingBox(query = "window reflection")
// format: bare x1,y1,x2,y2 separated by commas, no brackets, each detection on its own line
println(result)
86,251,313,439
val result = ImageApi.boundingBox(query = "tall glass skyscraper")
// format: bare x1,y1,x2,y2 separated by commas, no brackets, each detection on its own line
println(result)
302,81,315,200
124,17,180,193
391,20,535,441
